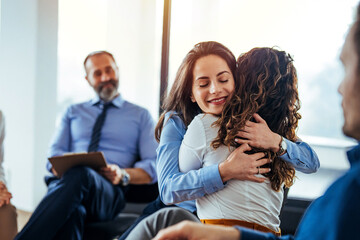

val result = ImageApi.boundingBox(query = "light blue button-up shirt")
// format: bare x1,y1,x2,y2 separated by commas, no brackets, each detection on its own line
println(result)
47,94,158,183
157,112,320,212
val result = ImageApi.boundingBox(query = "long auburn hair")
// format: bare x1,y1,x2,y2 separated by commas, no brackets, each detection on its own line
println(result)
155,41,236,142
212,47,301,191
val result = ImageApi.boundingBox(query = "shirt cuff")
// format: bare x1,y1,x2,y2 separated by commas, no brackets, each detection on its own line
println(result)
279,138,319,173
134,160,157,183
279,138,306,169
200,164,225,194
279,138,293,160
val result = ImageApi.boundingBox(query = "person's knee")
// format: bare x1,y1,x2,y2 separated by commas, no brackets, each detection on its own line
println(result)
0,203,17,219
65,166,96,176
165,207,197,220
63,166,98,185
0,204,18,240
126,207,198,240
154,207,199,226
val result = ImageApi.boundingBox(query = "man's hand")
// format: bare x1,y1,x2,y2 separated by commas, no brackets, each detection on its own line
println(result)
100,164,122,185
51,167,58,177
234,113,281,152
153,221,241,240
0,181,6,191
219,143,271,183
0,181,12,207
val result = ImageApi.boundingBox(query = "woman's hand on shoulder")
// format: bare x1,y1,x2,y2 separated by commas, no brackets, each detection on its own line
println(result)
219,143,271,183
234,113,281,152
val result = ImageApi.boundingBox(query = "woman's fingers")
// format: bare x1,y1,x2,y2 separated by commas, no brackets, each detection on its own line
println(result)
237,142,251,152
259,167,271,174
253,113,266,123
234,138,249,145
251,152,266,160
235,130,250,138
255,157,271,167
244,120,256,128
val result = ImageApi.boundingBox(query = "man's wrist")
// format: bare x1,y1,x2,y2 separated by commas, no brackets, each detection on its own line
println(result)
271,133,282,152
120,169,130,186
276,136,287,156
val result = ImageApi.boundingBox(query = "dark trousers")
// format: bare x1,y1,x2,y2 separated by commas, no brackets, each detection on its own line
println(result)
15,166,126,240
118,196,174,240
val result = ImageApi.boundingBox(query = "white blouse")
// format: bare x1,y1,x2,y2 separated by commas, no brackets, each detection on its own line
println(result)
179,113,283,232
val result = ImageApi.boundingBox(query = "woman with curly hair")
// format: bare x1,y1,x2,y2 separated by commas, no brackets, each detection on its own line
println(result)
179,47,308,235
124,43,319,240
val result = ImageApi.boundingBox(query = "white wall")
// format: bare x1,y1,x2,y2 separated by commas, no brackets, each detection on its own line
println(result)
0,0,58,211
57,0,162,121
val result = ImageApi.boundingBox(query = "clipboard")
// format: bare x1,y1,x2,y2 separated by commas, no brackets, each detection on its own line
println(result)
48,152,107,177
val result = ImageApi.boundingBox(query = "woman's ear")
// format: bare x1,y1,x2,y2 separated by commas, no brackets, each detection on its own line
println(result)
190,95,196,102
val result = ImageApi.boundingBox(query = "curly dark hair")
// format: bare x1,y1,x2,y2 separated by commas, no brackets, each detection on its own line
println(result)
212,47,301,191
155,41,236,142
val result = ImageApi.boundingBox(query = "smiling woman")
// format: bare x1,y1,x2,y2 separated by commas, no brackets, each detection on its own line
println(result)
168,0,359,201
1,0,358,236
191,54,235,115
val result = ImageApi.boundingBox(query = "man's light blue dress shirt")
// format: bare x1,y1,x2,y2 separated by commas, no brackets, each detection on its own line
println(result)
47,94,158,183
157,112,320,212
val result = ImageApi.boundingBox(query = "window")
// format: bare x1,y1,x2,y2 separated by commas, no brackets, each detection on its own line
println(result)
168,0,358,199
58,0,359,199
58,0,164,121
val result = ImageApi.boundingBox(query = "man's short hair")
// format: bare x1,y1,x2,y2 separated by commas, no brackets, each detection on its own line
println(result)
83,51,116,74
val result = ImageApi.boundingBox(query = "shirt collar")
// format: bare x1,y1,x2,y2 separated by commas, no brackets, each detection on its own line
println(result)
90,94,125,108
346,142,360,166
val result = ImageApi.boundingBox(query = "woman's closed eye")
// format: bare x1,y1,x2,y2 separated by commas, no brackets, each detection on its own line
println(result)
197,80,209,87
219,79,229,83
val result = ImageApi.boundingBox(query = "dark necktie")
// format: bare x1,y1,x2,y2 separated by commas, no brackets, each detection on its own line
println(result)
87,103,111,152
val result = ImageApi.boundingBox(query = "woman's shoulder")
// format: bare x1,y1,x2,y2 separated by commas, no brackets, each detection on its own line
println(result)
162,111,186,137
188,114,219,143
165,111,180,120
193,113,218,124
164,111,184,126
192,113,219,132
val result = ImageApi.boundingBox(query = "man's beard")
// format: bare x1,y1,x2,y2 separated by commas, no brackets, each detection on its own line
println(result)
96,79,119,102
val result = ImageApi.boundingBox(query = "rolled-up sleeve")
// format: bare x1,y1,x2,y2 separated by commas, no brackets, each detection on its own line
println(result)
133,110,158,183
